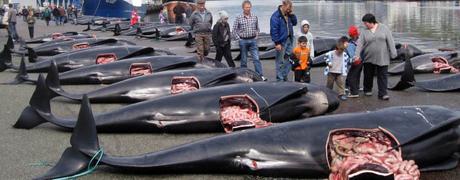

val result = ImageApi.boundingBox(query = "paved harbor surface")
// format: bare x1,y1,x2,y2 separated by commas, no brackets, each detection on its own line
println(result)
0,20,459,179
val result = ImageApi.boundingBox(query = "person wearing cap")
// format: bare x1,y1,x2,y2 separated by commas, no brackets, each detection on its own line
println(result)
270,0,297,81
298,19,314,63
353,13,397,101
346,25,362,98
212,10,235,67
189,0,213,61
233,0,267,81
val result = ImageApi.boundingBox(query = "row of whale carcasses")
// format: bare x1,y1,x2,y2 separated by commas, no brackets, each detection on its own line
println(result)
3,25,460,180
2,31,340,134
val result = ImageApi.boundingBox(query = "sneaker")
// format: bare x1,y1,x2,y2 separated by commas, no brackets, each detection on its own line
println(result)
347,94,359,98
344,88,350,95
379,95,390,100
261,76,268,81
364,92,373,96
339,95,347,101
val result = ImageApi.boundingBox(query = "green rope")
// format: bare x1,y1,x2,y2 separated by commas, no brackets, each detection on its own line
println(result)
53,148,104,180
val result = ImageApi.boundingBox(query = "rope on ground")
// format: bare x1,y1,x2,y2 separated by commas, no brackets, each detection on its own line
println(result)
53,148,104,180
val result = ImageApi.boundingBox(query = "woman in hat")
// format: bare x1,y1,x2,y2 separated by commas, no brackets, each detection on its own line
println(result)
212,10,235,67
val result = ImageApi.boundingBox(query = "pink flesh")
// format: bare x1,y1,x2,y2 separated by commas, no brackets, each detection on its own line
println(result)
72,43,90,50
432,57,459,74
170,78,199,95
51,33,63,39
220,97,271,133
96,55,116,64
130,64,152,76
328,130,420,180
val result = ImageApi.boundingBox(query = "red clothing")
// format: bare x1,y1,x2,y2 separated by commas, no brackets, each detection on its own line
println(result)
292,46,311,70
130,10,139,26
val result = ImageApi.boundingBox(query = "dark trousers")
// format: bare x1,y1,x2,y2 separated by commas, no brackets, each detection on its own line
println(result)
363,63,388,97
215,44,235,67
28,26,34,39
294,70,310,83
346,63,363,95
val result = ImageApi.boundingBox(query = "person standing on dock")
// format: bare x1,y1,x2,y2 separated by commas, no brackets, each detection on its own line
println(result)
189,0,213,62
270,0,297,81
42,6,51,26
26,9,35,39
212,10,235,67
173,2,186,24
233,0,267,81
353,13,397,101
7,4,18,41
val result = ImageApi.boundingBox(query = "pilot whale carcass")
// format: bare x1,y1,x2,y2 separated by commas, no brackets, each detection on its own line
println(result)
17,38,136,62
34,104,460,179
45,67,262,103
14,80,339,133
0,46,156,73
7,55,224,85
24,32,93,44
388,51,458,75
389,56,460,92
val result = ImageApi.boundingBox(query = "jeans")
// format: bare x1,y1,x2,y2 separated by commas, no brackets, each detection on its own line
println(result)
60,16,65,25
239,38,263,76
363,63,388,97
275,36,294,81
8,22,18,40
54,16,59,25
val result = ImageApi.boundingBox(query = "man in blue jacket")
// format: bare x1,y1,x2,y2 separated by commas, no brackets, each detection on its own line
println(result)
270,0,297,81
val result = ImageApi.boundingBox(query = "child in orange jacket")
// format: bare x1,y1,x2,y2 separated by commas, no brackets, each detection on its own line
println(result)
291,36,312,83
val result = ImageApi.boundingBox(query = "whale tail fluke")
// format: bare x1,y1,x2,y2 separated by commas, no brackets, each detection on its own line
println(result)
35,95,100,180
13,74,51,129
1,55,37,85
0,45,13,72
388,46,416,91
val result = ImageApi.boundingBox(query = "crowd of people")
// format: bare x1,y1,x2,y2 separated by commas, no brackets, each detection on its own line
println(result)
1,3,79,40
3,0,397,102
187,0,396,101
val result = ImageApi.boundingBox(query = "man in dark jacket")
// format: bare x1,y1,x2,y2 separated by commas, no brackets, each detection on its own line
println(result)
52,6,60,26
189,0,212,62
212,10,235,67
270,0,297,81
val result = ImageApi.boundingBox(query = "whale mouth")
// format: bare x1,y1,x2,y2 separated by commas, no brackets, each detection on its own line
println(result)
129,63,153,76
96,53,117,64
170,76,200,95
219,95,271,133
72,42,90,50
327,128,420,180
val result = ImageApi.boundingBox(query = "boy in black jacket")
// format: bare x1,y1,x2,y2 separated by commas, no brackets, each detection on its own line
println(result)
212,10,235,67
